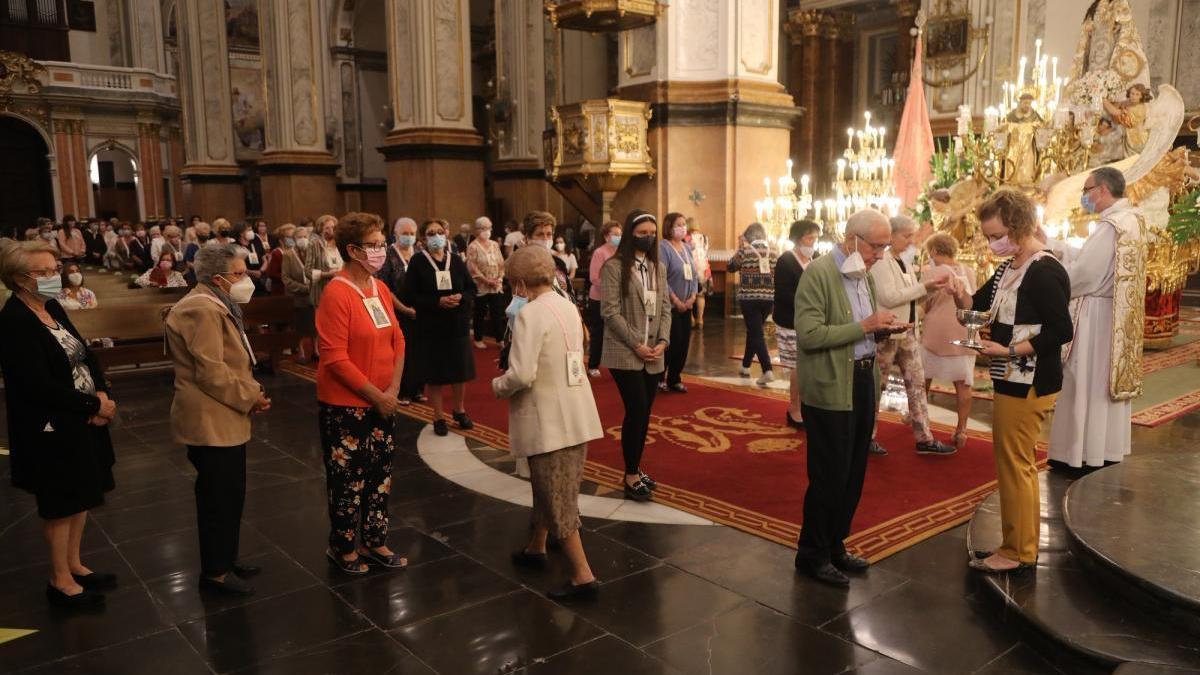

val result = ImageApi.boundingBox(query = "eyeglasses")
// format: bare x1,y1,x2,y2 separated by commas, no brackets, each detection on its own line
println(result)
25,266,63,279
354,242,388,252
855,235,891,252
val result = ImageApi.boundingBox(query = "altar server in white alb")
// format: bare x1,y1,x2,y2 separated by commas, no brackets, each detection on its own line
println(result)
1047,167,1148,468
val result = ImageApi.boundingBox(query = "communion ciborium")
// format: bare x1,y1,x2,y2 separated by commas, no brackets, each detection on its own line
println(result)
952,309,992,350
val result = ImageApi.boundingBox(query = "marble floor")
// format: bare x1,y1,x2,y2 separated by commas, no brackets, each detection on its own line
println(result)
0,318,1188,674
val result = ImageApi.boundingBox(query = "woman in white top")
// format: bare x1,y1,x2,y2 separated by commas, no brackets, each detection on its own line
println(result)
492,246,603,601
466,217,505,349
552,235,578,278
306,214,343,308
57,264,99,310
686,219,711,327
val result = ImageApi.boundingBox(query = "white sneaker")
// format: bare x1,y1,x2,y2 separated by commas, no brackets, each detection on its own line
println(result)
474,341,487,349
756,371,775,386
739,367,752,377
587,369,602,378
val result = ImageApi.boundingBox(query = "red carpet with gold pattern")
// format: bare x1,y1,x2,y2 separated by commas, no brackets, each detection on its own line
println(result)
282,351,1037,562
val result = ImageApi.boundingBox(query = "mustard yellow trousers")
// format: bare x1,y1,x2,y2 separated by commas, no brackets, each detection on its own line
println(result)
992,388,1057,564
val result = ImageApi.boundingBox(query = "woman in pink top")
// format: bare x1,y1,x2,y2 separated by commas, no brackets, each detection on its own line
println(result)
920,233,977,451
586,220,622,376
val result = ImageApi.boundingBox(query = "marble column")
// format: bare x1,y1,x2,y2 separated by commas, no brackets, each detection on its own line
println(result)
257,0,339,226
52,117,84,218
785,10,822,184
614,0,799,251
491,0,566,224
174,0,244,221
136,119,165,218
127,0,166,73
381,0,485,226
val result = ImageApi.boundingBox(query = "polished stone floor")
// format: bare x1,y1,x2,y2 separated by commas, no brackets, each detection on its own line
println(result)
0,318,1191,674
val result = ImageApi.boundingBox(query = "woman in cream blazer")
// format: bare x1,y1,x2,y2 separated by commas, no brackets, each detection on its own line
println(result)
492,246,602,601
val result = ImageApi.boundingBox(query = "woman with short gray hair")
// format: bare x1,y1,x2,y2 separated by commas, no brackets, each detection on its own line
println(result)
0,241,118,608
165,243,272,596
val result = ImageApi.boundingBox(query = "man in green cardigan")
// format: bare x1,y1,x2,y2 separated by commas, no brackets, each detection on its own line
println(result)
792,209,908,587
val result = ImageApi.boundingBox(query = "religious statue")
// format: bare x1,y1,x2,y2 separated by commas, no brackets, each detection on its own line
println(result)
1064,0,1150,110
1002,92,1043,186
1103,83,1152,156
1088,117,1126,167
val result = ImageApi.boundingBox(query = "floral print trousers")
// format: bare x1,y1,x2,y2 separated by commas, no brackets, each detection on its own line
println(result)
319,403,396,554
874,328,934,444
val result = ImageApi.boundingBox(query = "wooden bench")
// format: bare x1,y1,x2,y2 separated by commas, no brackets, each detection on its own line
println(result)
68,295,297,373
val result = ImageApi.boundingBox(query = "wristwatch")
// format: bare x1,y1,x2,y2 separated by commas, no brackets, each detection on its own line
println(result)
1008,344,1017,359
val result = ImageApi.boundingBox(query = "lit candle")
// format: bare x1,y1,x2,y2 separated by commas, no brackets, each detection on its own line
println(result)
847,128,855,149
800,174,810,195
1017,56,1027,91
1052,56,1058,86
837,159,846,182
764,176,771,196
1035,38,1042,65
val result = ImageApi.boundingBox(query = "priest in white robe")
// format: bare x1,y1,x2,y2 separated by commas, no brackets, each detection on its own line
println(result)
1047,167,1148,468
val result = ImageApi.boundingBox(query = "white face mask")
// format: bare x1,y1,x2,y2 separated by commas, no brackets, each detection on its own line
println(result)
478,229,491,241
841,239,868,280
899,244,918,266
797,245,815,259
535,238,553,250
68,272,83,287
554,242,566,252
244,231,256,242
296,237,309,249
221,275,255,303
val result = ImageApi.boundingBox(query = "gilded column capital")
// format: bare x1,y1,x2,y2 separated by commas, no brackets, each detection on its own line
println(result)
895,0,920,19
819,13,855,41
785,9,826,42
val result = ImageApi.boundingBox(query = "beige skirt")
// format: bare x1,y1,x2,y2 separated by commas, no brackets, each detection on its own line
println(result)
527,443,586,540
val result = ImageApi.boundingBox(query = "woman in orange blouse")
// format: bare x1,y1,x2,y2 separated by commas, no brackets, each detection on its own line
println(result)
315,212,407,575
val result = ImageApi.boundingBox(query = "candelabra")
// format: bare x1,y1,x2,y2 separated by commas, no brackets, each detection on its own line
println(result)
754,159,815,247
831,111,901,228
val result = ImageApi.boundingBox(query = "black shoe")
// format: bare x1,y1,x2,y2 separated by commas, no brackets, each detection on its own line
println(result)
868,441,889,456
232,563,261,578
658,381,669,392
433,419,449,436
511,550,548,570
637,471,657,491
786,411,804,429
668,383,688,393
199,574,255,596
798,562,850,588
452,411,474,430
623,479,653,502
45,584,105,608
71,572,117,590
916,440,957,456
547,579,599,601
832,552,870,572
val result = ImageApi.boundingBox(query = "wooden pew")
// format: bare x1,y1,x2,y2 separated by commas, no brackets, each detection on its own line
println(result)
68,295,297,373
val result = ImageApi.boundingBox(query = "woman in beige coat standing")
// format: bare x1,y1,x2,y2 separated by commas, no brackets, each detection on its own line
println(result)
493,246,603,601
165,244,272,596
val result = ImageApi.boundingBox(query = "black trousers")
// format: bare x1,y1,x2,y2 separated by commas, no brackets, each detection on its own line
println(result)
796,362,876,566
740,299,774,372
586,299,605,370
610,368,659,475
664,308,693,386
187,444,247,577
398,315,423,399
473,292,506,342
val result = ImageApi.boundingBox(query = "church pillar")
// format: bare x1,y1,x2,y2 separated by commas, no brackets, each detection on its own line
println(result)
381,0,485,225
137,119,165,218
785,11,822,185
894,0,919,81
127,0,166,73
52,118,80,218
175,0,244,221
257,0,339,226
614,0,799,250
491,0,562,224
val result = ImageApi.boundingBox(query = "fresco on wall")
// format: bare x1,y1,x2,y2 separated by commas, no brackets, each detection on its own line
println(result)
225,0,259,51
229,61,265,157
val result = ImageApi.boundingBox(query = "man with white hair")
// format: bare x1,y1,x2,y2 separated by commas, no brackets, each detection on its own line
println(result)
793,209,908,587
868,215,955,456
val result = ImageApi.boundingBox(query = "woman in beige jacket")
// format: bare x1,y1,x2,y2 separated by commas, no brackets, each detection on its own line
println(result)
165,244,271,596
493,246,603,601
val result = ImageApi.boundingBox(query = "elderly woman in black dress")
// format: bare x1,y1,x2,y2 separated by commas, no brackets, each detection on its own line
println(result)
0,241,118,608
404,218,478,435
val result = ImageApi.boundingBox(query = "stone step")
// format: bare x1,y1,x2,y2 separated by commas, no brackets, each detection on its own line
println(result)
1063,453,1200,636
966,470,1200,670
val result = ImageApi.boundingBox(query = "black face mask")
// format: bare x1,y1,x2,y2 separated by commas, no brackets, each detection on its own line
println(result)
633,235,656,253
197,235,210,243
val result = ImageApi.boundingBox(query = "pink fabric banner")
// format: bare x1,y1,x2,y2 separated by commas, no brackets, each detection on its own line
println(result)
892,36,935,211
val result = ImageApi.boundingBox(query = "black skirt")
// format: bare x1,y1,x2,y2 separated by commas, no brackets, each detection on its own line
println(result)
35,425,115,520
413,329,476,385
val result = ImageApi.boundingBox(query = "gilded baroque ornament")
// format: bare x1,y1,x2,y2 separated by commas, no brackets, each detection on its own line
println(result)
918,1,992,90
0,50,47,104
544,0,663,32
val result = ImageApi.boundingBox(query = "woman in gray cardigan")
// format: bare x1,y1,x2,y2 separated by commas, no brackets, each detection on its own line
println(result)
600,209,671,502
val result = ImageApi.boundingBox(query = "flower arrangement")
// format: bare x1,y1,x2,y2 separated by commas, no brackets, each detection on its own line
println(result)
912,138,975,224
1065,69,1127,109
1166,186,1200,246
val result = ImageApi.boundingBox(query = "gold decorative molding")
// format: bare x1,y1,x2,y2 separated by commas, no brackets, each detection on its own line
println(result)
784,8,854,44
0,50,47,104
617,78,794,108
546,98,654,190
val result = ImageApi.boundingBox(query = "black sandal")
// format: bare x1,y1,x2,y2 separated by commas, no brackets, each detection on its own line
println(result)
359,549,408,569
452,410,474,430
325,550,369,575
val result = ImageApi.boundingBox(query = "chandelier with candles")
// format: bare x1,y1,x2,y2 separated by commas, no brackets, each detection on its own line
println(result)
755,111,900,251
